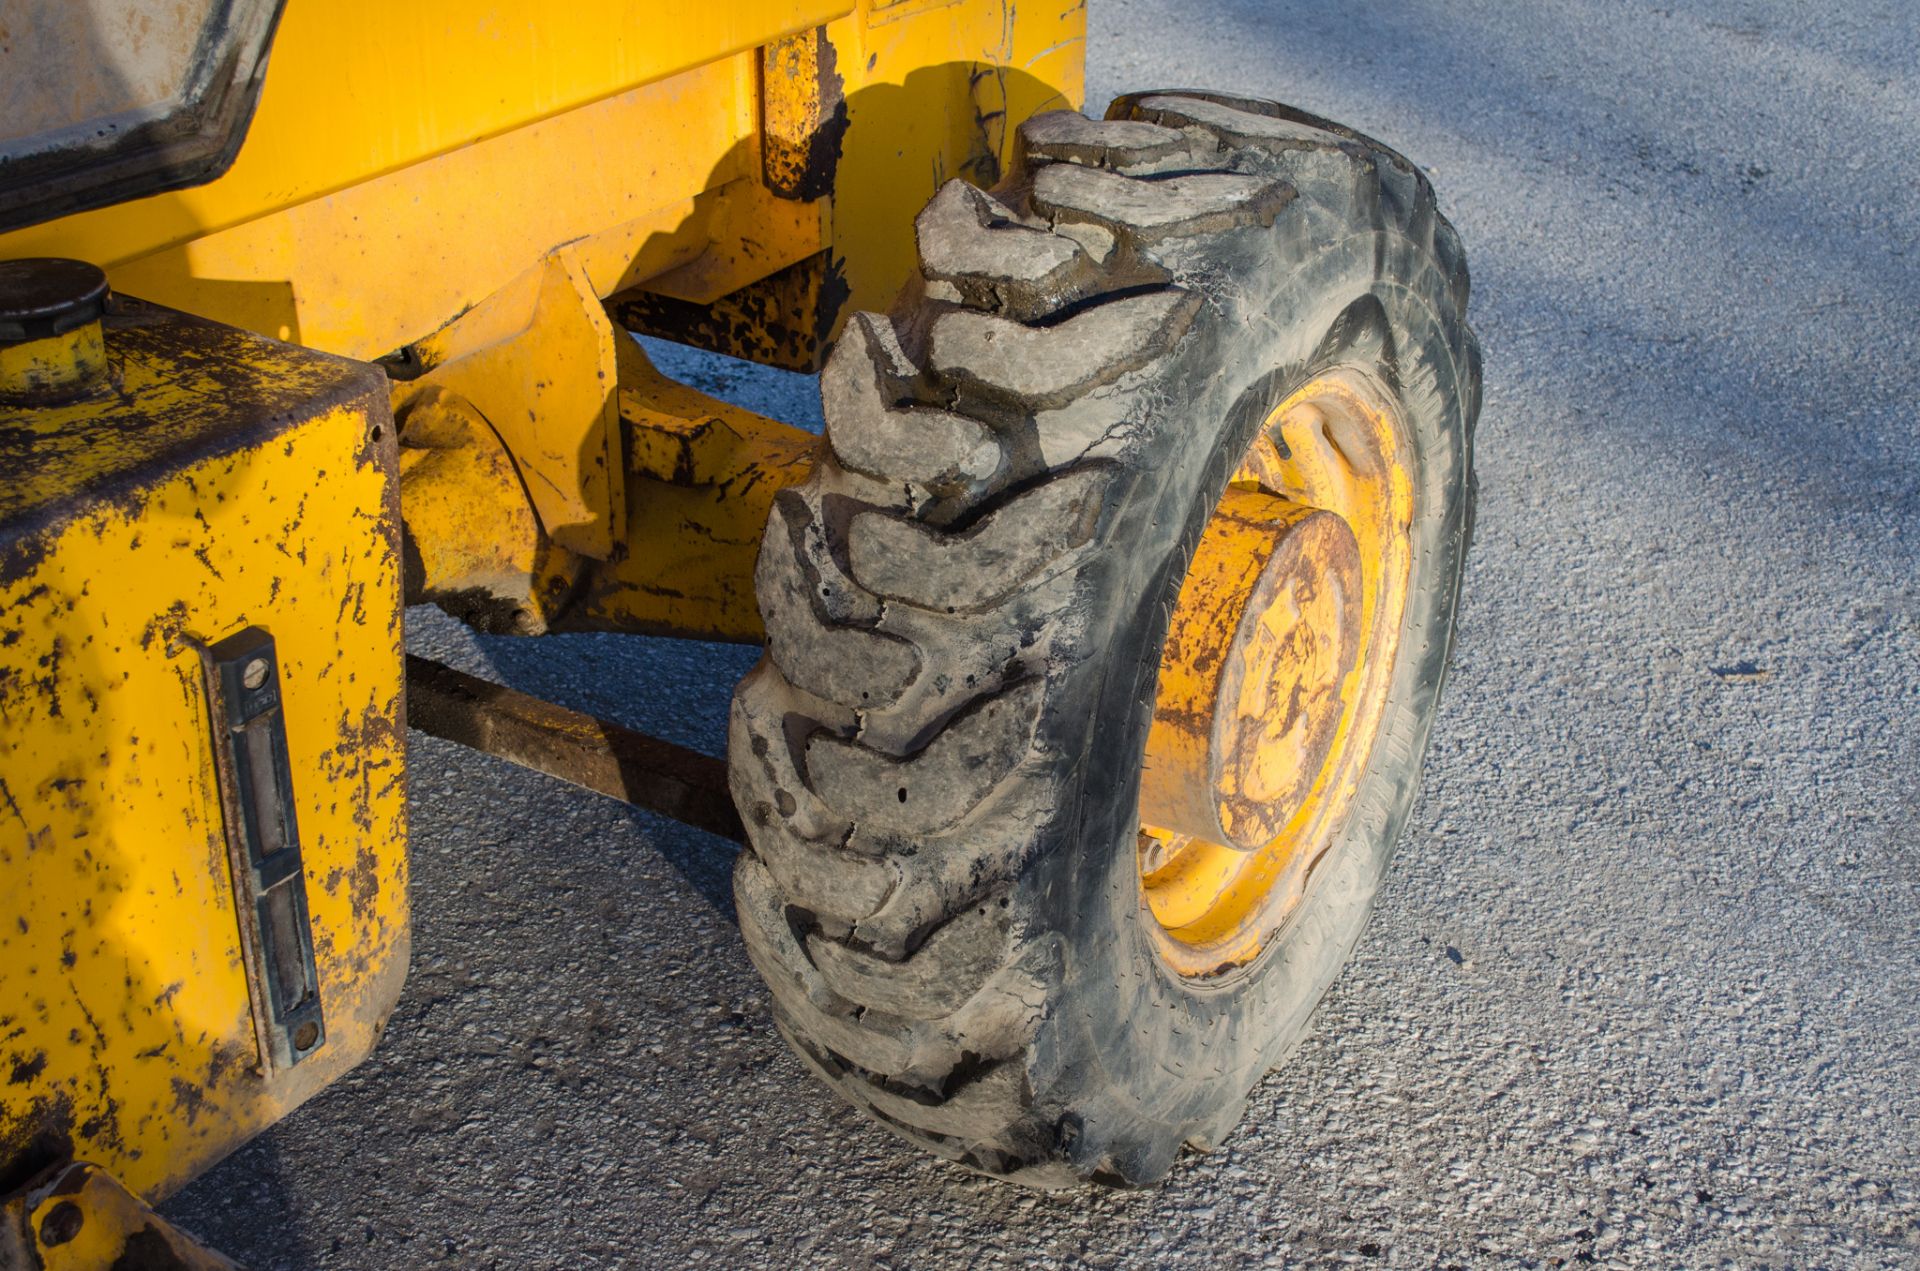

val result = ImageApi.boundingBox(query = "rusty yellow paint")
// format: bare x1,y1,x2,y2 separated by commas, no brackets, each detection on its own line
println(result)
565,346,816,642
393,319,819,644
626,178,830,309
0,0,1080,370
102,57,803,364
0,300,409,1203
0,323,105,403
615,2,1084,370
3,1160,239,1270
3,0,1088,657
762,26,847,202
1140,371,1415,975
392,385,581,636
0,0,1092,1216
396,331,816,643
1,19,838,363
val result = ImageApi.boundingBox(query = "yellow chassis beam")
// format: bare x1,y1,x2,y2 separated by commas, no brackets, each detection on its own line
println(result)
395,314,819,642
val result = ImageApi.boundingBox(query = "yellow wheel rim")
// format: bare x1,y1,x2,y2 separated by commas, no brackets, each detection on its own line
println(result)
1138,370,1414,976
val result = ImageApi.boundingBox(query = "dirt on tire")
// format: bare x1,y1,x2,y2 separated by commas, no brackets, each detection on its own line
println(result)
728,90,1481,1188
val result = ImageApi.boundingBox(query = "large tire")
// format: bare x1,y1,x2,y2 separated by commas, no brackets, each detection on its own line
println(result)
728,90,1480,1188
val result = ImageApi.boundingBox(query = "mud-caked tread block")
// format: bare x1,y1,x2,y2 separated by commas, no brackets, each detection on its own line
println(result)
738,858,918,1067
915,181,1096,320
1115,90,1435,226
1131,94,1360,157
773,1008,1046,1163
845,1059,1031,1143
1028,379,1173,471
846,468,1109,613
728,665,906,932
769,487,883,627
729,659,849,836
758,500,920,710
852,567,1089,755
823,313,1003,503
749,861,1051,1090
805,679,1044,838
929,290,1199,410
1109,89,1374,151
1032,164,1295,242
806,901,1013,1019
1018,110,1191,173
844,789,1051,958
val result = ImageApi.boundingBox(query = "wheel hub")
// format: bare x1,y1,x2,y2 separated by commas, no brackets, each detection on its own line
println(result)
1138,494,1362,851
1137,372,1413,975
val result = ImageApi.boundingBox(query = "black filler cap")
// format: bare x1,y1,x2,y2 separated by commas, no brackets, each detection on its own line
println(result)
0,258,110,345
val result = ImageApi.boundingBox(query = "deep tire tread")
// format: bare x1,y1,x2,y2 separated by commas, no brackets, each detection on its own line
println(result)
731,88,1479,1188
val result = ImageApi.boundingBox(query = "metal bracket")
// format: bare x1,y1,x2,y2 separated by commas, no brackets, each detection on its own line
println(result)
203,627,326,1072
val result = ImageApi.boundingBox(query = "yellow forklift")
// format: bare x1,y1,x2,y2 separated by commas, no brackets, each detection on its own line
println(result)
0,1,1478,1261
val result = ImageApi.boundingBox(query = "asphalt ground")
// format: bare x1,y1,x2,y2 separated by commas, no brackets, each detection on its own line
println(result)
165,1,1920,1266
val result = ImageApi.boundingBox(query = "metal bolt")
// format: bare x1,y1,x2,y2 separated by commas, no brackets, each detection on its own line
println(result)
39,1200,83,1247
242,658,270,690
293,1020,320,1051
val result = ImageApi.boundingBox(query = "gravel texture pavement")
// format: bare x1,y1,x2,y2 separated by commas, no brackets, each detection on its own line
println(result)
165,1,1920,1266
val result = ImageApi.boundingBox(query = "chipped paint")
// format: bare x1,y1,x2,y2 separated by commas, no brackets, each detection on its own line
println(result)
0,299,410,1203
2,1159,240,1269
0,0,1090,1208
1140,372,1415,976
562,343,815,642
762,27,851,202
615,250,850,374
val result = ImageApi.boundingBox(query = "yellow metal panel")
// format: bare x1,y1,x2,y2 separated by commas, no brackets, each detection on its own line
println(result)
0,0,853,270
102,56,786,361
0,0,1082,374
637,178,828,307
0,302,408,1202
407,250,627,559
6,1161,239,1269
761,26,847,202
612,0,1086,372
392,386,573,635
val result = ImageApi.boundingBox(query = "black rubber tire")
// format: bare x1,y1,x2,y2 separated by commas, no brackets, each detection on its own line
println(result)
728,90,1481,1188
